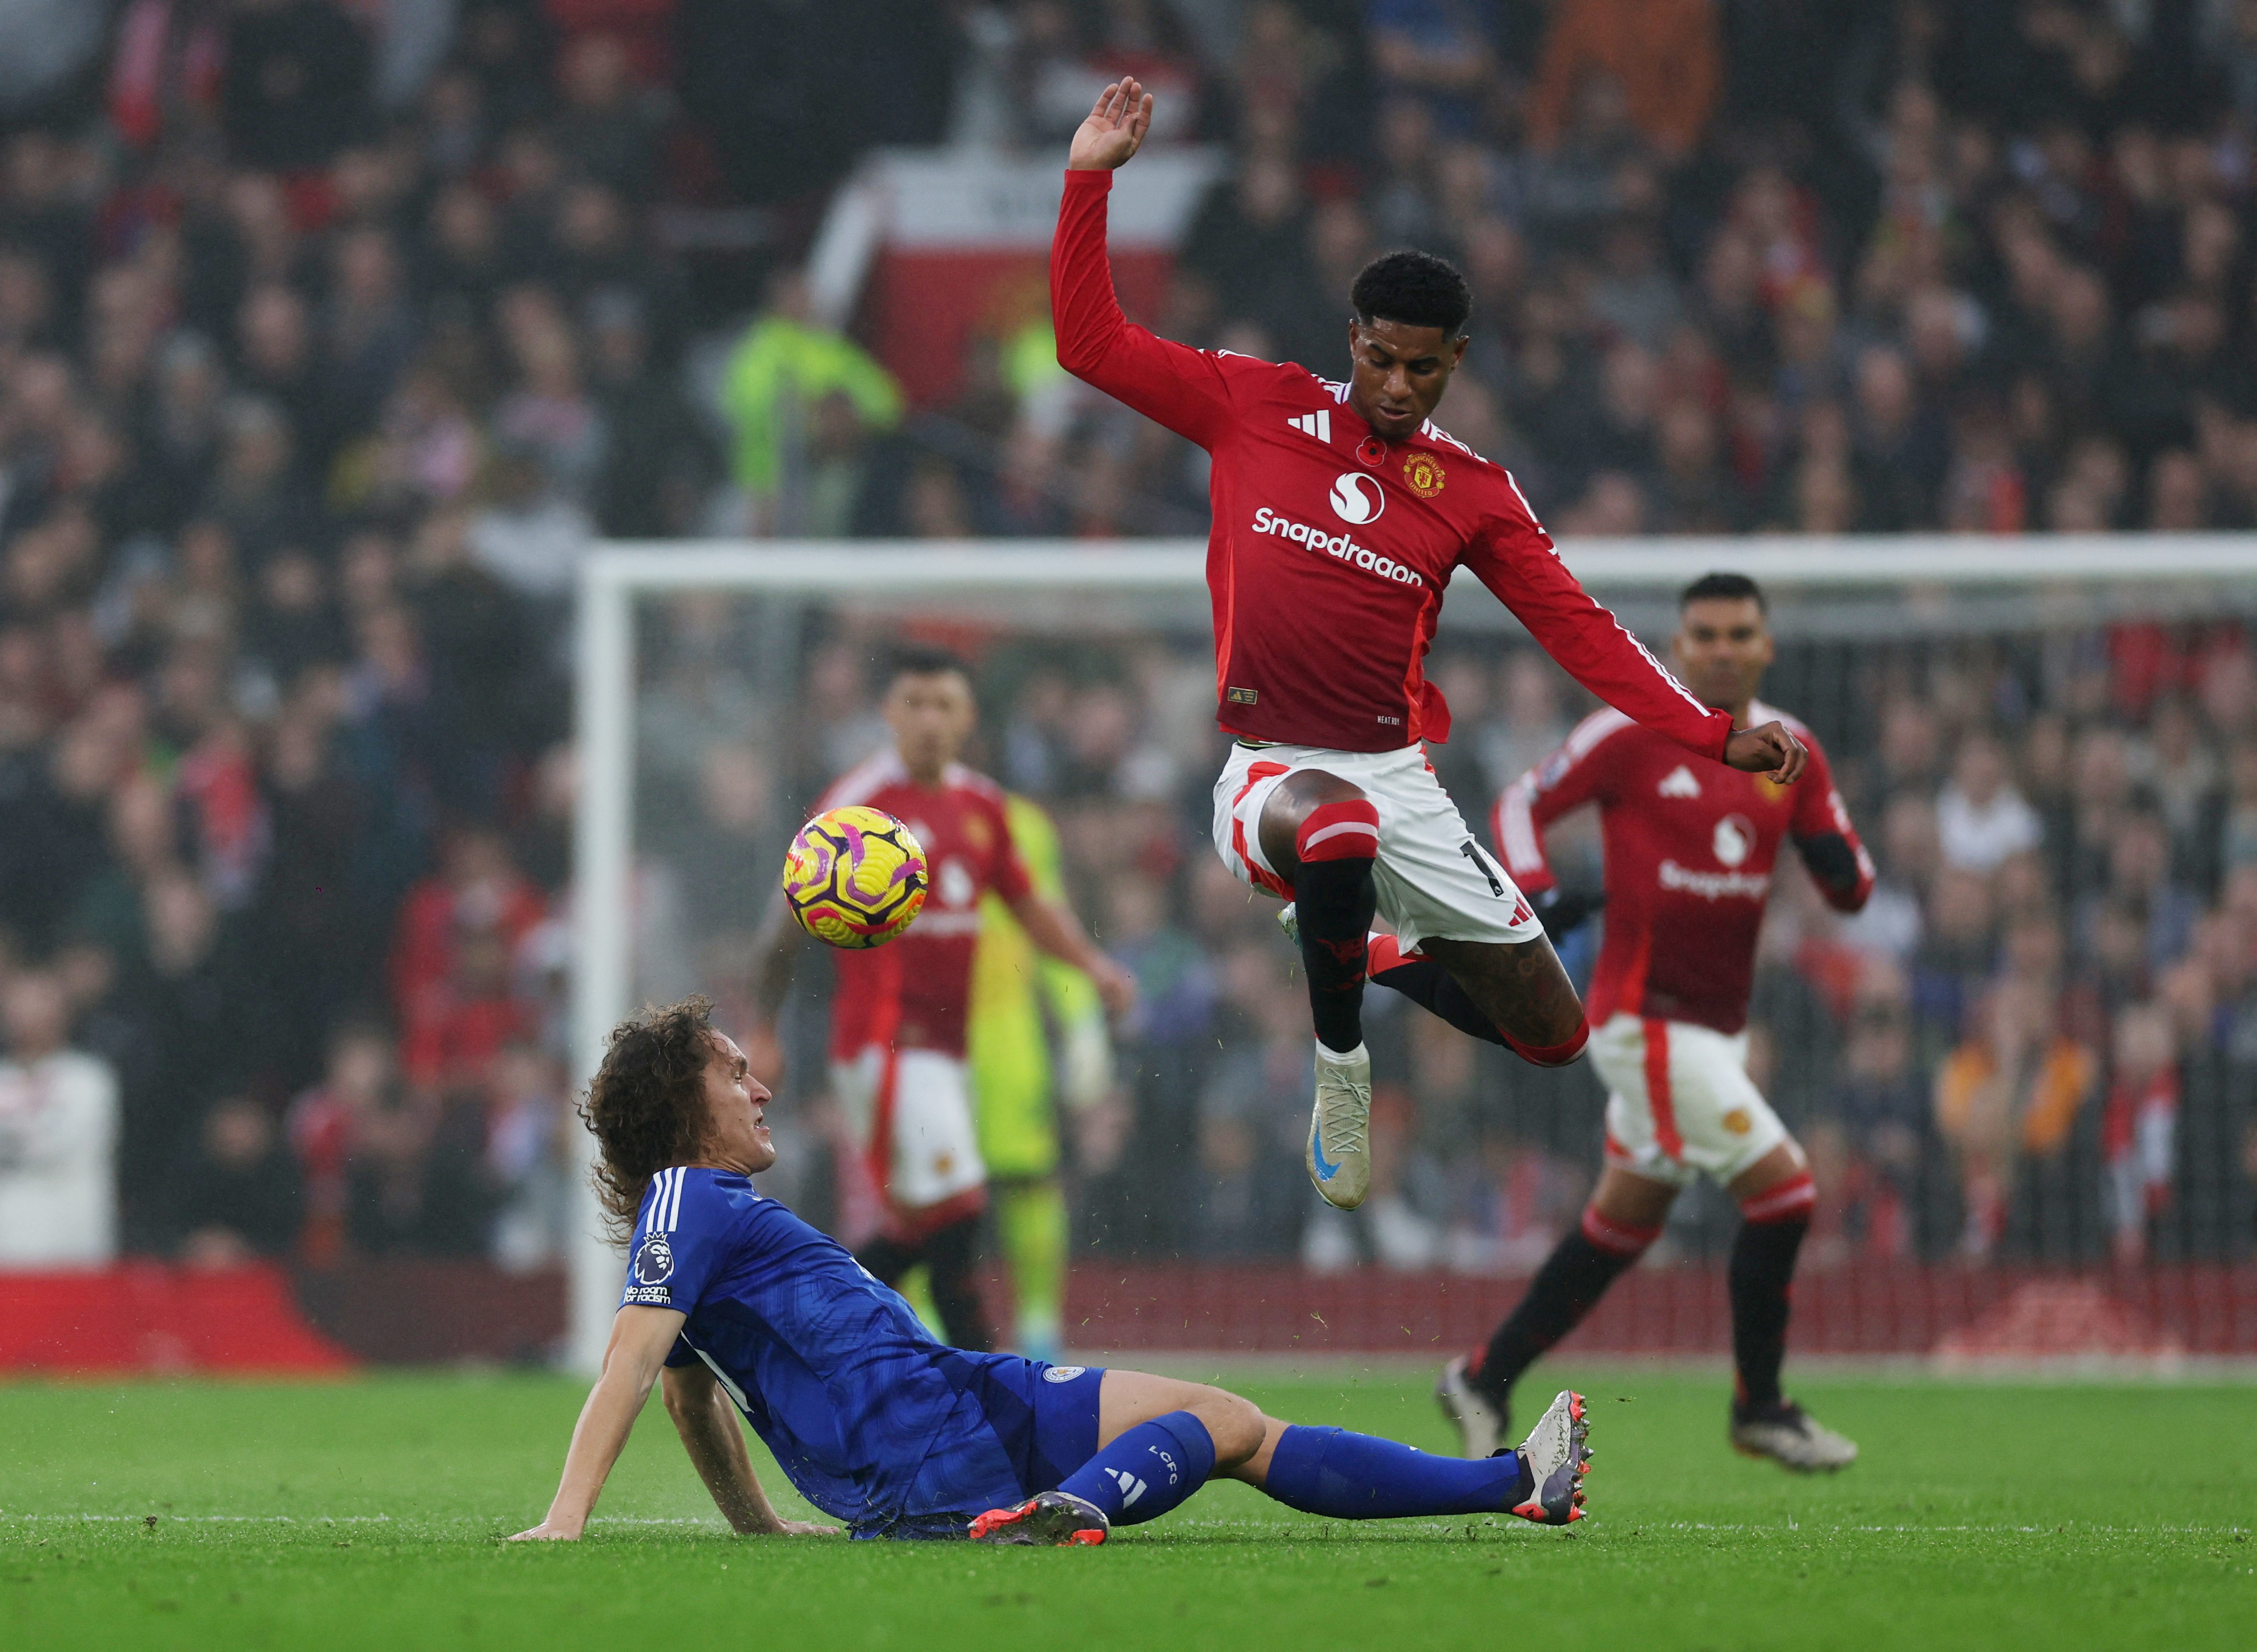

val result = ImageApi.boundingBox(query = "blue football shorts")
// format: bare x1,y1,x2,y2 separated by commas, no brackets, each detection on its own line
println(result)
859,1355,1107,1540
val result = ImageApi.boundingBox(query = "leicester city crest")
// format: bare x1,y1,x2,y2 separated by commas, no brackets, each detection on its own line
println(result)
633,1232,675,1285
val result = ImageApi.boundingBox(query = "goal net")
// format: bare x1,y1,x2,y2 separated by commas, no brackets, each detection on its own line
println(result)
569,536,2257,1373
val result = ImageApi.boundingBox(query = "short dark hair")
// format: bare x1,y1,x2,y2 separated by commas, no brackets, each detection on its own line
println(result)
1680,571,1768,614
1351,250,1471,339
886,644,972,688
580,997,719,1245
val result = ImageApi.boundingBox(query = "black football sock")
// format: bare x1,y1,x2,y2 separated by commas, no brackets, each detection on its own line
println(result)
1292,799,1381,1054
1729,1193,1812,1414
923,1214,995,1353
1369,947,1507,1047
1471,1212,1657,1404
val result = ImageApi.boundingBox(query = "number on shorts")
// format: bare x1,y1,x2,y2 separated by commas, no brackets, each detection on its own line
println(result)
1460,839,1506,897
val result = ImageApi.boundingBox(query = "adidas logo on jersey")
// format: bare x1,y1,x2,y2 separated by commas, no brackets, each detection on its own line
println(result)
1288,409,1331,443
1106,1468,1148,1508
1657,765,1703,798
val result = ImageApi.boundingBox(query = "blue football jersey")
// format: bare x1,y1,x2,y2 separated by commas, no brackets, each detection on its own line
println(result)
618,1167,1031,1533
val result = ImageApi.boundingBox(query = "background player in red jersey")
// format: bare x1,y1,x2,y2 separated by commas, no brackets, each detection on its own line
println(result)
1399,574,1872,1471
1055,81,1808,1215
753,648,1132,1351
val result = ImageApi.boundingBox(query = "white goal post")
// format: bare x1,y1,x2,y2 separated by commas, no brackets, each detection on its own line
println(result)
566,532,2257,1372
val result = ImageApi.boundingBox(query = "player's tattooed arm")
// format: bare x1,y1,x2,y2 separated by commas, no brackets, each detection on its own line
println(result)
510,1305,687,1541
663,1362,837,1537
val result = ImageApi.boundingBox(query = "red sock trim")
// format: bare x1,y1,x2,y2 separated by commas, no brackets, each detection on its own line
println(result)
1504,1018,1589,1068
1580,1207,1662,1258
1739,1172,1816,1225
1295,799,1381,862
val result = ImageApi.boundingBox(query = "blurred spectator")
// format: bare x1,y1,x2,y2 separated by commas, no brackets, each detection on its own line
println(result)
1936,733,2041,873
0,969,118,1267
1529,0,1722,159
2101,1000,2178,1267
167,1094,301,1267
1817,962,1931,1258
1933,975,2099,1259
1367,0,1503,134
486,1038,571,1269
1194,946,1315,1259
390,826,544,1081
287,1019,390,1264
719,271,903,533
222,0,377,171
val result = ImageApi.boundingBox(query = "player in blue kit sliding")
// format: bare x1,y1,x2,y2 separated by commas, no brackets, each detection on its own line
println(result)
509,999,1591,1546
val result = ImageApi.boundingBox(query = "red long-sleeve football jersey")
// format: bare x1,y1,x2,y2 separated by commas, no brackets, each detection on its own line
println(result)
1051,167,1732,759
1493,702,1874,1035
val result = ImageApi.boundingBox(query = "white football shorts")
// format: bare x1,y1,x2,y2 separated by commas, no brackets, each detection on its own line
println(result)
831,1047,987,1211
1212,740,1544,950
1587,1013,1788,1188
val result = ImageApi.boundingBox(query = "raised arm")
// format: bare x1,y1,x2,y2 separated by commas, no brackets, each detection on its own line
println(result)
1053,79,1241,447
509,1305,689,1541
662,1360,836,1537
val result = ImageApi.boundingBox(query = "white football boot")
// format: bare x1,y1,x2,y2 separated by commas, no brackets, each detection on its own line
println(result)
1435,1354,1507,1459
1282,906,1377,1209
1729,1399,1858,1472
1305,1040,1372,1209
1507,1389,1591,1525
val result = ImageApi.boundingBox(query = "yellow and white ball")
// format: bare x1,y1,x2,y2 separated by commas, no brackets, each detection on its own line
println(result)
780,806,929,948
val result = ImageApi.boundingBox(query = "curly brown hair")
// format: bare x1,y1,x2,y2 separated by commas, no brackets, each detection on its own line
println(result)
578,996,719,1245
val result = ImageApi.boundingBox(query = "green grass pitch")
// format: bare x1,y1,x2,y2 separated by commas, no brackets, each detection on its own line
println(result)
2,1365,2251,1650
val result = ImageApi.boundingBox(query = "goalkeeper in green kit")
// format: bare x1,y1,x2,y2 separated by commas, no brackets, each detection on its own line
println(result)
967,794,1112,1361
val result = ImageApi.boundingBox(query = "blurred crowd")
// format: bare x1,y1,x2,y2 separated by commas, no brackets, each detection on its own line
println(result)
768,1,2257,540
1,2,2256,1282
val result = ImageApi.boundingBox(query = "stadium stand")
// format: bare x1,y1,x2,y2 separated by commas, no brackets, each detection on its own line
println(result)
1,3,2255,1366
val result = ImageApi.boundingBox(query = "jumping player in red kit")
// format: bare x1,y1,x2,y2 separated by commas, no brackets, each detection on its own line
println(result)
1053,81,1807,1213
1409,574,1873,1471
754,648,1133,1352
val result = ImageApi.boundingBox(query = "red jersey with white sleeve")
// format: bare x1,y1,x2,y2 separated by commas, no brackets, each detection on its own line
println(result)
815,751,1031,1059
1493,701,1873,1036
1051,167,1732,760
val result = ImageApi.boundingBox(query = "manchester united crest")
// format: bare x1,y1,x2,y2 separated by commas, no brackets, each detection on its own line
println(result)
1403,451,1446,498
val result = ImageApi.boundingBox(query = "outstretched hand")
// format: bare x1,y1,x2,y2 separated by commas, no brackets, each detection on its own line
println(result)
1724,721,1808,784
1069,78,1153,171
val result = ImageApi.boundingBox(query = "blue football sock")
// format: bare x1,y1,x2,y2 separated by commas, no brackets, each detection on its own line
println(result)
1262,1426,1531,1519
1052,1411,1217,1527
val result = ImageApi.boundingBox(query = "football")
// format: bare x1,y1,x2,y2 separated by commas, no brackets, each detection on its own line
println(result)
781,805,930,947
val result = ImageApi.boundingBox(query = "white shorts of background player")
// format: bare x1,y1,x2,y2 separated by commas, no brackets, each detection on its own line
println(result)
1586,1013,1789,1189
830,1046,987,1211
1212,741,1545,950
